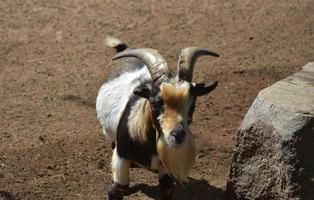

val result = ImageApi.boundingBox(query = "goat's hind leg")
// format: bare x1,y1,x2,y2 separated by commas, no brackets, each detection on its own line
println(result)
107,148,131,200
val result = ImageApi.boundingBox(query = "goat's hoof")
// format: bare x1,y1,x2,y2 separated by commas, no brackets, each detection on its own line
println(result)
160,188,173,200
106,183,128,200
161,192,173,200
107,193,123,200
161,196,172,200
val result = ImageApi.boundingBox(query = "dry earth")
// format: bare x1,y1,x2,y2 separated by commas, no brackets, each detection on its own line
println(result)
1,0,314,199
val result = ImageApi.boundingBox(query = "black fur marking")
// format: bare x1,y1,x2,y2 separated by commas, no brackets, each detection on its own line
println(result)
187,81,218,124
117,95,158,167
133,84,151,99
149,86,164,118
114,44,128,53
187,96,196,124
159,174,174,200
190,81,218,96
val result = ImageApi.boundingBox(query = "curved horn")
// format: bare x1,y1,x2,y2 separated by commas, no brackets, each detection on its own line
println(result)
177,47,219,82
113,48,169,83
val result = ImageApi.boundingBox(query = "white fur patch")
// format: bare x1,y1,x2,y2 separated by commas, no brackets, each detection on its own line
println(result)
112,148,131,185
96,66,151,141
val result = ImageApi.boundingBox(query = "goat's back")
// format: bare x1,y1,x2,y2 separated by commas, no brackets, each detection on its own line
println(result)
96,58,151,142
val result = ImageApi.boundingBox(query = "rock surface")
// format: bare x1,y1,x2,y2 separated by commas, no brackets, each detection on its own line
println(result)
226,63,314,200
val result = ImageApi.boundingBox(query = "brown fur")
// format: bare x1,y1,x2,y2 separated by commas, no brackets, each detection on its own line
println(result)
160,82,190,111
157,132,195,182
159,82,190,136
157,81,195,182
127,99,153,143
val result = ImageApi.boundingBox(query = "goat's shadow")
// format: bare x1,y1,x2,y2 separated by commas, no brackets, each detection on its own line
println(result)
0,191,16,200
126,178,225,200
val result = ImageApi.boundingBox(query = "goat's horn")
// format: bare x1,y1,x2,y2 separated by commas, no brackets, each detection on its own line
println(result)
113,48,169,83
177,47,219,82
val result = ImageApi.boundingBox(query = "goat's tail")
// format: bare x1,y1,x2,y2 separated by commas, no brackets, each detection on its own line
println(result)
105,35,128,53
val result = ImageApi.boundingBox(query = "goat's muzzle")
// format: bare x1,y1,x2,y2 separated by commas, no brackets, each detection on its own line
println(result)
166,125,186,148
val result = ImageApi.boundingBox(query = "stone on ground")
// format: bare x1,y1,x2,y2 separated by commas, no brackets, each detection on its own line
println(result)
226,63,314,200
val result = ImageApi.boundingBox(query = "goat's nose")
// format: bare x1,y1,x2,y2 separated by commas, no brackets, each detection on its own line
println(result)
170,127,185,144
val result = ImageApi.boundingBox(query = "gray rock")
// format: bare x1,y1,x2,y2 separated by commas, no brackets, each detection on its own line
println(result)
226,63,314,200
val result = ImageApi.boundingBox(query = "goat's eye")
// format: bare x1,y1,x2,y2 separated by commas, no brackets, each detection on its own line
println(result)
158,98,164,105
150,97,164,117
151,97,163,108
155,99,163,107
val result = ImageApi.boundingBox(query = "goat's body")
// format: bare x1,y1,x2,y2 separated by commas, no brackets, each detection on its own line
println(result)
96,58,163,170
96,57,195,173
96,58,151,142
97,36,218,200
117,97,159,169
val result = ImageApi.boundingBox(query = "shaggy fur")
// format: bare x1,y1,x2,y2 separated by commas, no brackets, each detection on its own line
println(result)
157,131,195,182
127,99,153,143
158,81,190,135
156,81,195,182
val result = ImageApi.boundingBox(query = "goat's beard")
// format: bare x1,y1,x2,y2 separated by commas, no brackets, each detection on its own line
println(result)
157,131,195,182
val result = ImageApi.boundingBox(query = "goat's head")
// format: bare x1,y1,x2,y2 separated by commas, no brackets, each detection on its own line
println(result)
113,48,219,148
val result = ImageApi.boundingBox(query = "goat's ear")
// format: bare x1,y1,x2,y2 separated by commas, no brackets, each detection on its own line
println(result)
133,84,151,99
191,81,218,96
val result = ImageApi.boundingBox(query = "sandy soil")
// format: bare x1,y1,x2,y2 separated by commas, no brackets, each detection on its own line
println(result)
1,0,314,199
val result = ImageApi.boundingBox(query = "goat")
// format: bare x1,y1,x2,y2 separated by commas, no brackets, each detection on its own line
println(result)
96,36,219,200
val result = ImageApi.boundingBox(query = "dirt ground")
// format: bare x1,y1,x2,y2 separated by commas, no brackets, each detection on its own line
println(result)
1,0,314,199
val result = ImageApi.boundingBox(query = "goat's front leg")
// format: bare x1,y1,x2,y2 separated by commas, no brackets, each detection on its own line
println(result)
107,148,131,200
158,166,174,200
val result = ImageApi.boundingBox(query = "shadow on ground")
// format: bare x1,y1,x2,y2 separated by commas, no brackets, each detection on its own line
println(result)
0,191,15,200
126,178,225,200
